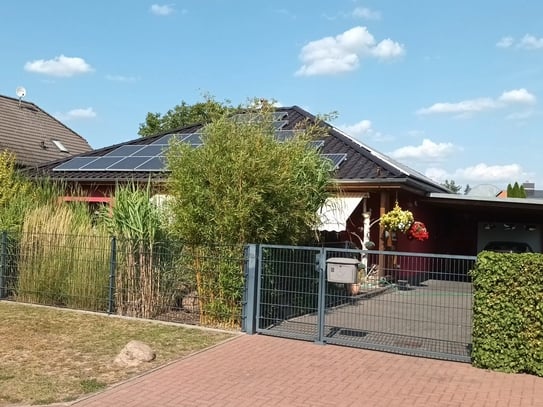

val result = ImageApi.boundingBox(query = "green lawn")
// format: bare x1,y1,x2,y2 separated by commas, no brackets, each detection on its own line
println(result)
0,301,236,406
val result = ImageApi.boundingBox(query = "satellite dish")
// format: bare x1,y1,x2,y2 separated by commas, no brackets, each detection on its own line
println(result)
16,86,26,99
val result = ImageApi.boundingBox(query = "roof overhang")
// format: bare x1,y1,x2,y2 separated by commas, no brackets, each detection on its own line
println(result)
318,196,364,232
426,193,543,210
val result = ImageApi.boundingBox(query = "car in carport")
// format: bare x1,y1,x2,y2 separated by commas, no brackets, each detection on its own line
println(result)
482,241,533,253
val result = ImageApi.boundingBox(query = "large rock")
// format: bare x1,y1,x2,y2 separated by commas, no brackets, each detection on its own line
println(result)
114,340,156,367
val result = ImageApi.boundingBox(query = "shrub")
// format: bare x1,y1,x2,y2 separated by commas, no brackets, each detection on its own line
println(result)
470,251,543,376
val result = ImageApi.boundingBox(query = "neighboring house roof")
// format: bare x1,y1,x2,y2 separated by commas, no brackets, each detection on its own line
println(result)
30,106,449,194
0,94,92,167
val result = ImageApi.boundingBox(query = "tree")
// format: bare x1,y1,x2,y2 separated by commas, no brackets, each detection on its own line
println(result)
507,182,527,198
165,102,334,325
442,179,462,194
464,184,471,195
165,102,334,245
138,95,233,137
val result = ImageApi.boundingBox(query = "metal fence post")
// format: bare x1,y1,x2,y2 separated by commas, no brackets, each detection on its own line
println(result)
108,236,117,314
315,247,326,345
242,244,259,334
0,231,6,299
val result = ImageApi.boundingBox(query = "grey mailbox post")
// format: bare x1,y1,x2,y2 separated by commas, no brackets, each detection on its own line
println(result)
326,257,359,283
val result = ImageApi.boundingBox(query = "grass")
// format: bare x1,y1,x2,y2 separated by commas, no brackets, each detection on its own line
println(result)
0,301,236,406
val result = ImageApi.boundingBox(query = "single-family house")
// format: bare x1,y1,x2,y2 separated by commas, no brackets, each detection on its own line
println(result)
30,105,543,260
0,93,92,167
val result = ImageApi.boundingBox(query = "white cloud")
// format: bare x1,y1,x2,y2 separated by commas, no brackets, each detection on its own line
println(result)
24,55,93,77
340,119,393,142
496,34,543,50
371,39,405,59
454,163,524,182
519,34,543,49
499,88,536,104
424,167,450,183
295,26,405,76
496,36,514,48
150,4,175,16
417,98,497,115
388,139,458,162
352,7,381,20
418,89,537,115
425,163,525,184
57,107,97,121
105,74,139,82
342,119,372,135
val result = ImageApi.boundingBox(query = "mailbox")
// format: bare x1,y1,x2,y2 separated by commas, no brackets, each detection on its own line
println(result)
326,257,359,283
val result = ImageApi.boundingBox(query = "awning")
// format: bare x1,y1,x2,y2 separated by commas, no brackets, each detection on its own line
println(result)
317,197,363,232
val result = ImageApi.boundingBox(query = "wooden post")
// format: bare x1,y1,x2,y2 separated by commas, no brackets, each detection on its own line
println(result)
378,191,390,277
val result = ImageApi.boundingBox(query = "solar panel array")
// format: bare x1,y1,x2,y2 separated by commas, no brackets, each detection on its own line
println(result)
53,112,348,172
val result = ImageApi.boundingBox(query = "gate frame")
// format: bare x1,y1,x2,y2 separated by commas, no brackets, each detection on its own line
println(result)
243,243,476,363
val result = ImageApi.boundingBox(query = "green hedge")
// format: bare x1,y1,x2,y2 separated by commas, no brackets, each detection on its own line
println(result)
471,252,543,376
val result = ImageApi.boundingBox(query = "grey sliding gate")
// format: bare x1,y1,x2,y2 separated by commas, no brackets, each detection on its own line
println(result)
252,244,476,362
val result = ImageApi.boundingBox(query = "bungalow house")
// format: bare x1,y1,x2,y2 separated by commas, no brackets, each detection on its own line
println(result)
30,105,543,258
0,93,92,167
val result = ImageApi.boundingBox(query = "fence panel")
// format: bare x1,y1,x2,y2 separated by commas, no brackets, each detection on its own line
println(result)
255,244,476,362
0,231,245,330
255,245,323,341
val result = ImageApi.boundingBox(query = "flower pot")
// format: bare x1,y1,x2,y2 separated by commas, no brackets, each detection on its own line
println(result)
346,283,360,296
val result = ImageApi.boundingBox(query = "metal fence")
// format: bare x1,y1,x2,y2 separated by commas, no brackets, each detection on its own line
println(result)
0,231,245,330
1,233,478,361
250,244,476,362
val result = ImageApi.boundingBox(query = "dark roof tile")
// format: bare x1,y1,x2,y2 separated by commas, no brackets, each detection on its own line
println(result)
0,95,92,167
29,106,448,194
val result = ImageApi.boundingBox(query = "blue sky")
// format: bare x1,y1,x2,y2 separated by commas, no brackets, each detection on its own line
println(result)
2,1,543,190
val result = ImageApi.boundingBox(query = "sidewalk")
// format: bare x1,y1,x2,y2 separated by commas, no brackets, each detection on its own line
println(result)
71,334,543,407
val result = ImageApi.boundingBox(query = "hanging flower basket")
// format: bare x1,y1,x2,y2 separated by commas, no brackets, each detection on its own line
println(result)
379,202,414,233
407,221,429,241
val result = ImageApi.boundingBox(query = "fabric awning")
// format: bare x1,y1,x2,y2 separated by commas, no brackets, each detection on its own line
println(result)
317,197,363,232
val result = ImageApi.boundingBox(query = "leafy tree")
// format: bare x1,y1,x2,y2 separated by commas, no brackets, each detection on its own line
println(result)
165,102,334,245
165,101,335,325
138,95,233,137
442,179,462,194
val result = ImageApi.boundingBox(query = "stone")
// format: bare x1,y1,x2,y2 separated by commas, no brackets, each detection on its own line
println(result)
114,340,156,367
182,290,199,313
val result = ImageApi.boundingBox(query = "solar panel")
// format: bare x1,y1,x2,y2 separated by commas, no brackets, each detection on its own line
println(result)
272,120,288,130
134,156,166,171
81,157,125,170
107,156,154,170
273,111,288,121
309,140,325,150
131,145,165,157
182,133,203,145
321,153,347,170
104,145,145,157
232,111,288,123
53,157,99,171
151,133,190,145
274,129,301,142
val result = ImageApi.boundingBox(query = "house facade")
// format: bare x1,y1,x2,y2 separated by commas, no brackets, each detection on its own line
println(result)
30,105,543,259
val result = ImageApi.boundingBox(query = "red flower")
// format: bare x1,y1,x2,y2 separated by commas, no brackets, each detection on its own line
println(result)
407,221,429,241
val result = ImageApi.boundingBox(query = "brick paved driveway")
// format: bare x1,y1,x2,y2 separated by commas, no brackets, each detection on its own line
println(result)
69,334,543,407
